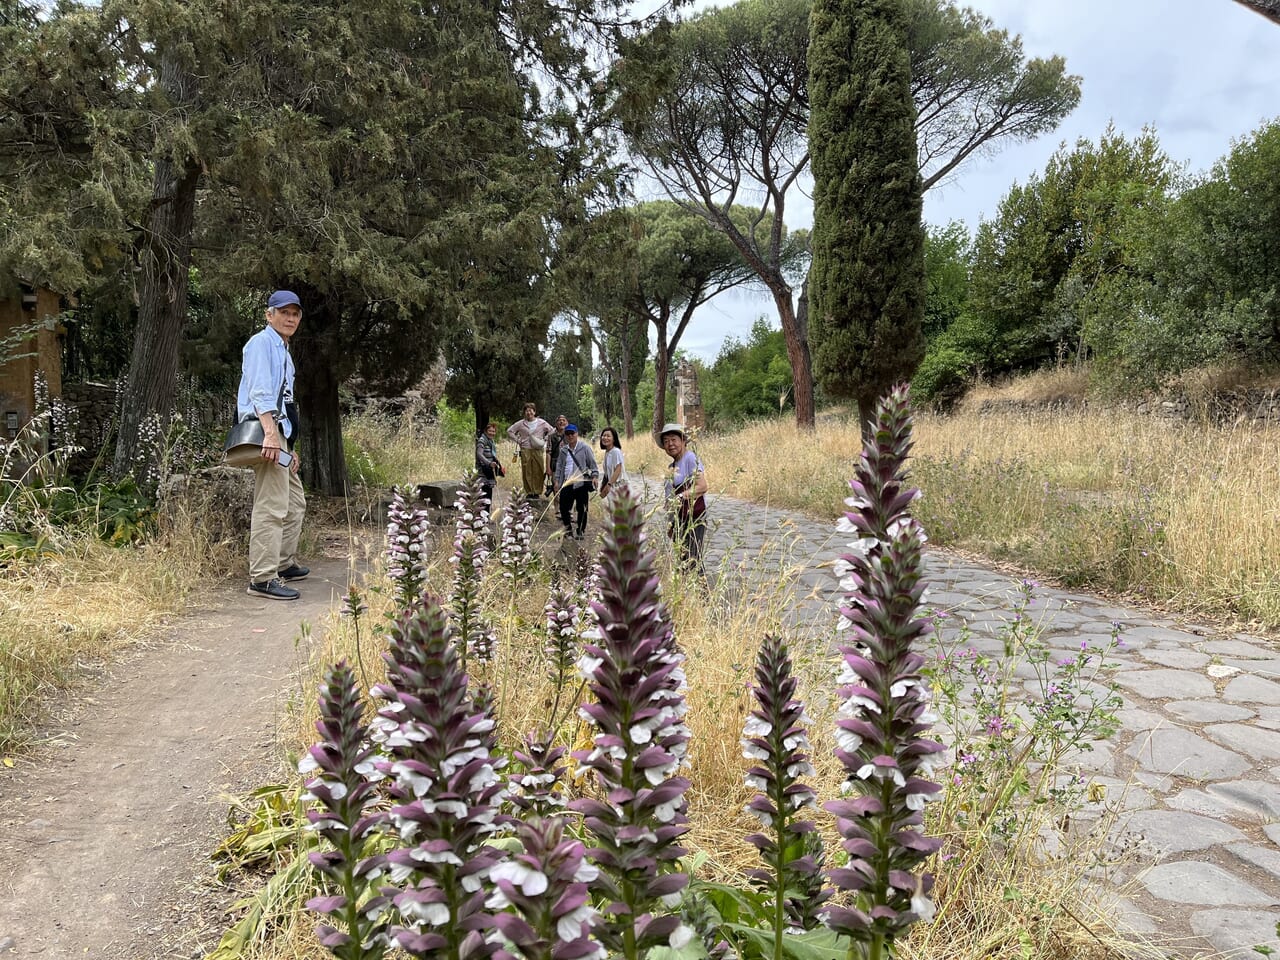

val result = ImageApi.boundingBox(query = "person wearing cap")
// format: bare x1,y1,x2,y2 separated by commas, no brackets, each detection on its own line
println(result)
236,289,308,601
660,422,708,576
553,423,599,540
507,402,554,499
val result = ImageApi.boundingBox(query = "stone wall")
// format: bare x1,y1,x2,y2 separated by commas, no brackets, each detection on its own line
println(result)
60,380,234,475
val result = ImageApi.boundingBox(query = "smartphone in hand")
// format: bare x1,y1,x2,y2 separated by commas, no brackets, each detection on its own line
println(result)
277,449,293,468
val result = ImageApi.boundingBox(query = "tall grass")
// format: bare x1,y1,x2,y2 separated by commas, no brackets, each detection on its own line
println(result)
684,407,1280,627
342,410,475,488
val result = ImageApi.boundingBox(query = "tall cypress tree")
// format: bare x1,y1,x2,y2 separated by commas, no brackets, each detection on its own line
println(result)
808,0,925,432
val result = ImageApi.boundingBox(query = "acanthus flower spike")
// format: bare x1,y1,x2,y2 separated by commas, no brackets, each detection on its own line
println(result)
821,386,946,955
569,487,693,960
370,601,511,960
741,633,830,945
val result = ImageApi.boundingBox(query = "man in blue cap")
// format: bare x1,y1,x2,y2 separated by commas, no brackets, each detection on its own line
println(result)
236,290,308,600
552,423,599,540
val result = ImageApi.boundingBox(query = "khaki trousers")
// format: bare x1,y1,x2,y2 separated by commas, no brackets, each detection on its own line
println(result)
520,447,546,496
248,458,306,582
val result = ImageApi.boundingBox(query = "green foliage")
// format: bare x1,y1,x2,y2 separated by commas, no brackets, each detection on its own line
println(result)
343,438,394,490
1085,119,1280,389
1,474,155,559
923,221,972,339
435,399,479,447
912,340,978,407
0,1,143,294
967,126,1174,376
808,0,926,423
703,319,794,426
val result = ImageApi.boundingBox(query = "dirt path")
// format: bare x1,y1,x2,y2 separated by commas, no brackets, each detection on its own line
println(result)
0,555,350,959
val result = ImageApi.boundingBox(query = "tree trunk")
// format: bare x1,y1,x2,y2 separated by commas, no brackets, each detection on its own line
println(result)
856,394,877,441
776,277,815,429
618,340,634,439
111,149,201,477
650,306,671,442
291,290,349,496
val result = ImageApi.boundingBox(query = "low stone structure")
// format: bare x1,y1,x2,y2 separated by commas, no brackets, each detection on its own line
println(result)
158,465,254,545
974,385,1280,425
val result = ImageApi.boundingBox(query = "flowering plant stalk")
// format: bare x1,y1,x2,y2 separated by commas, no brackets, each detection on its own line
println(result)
499,493,537,582
339,583,373,690
301,661,391,959
543,582,585,728
370,601,509,959
452,529,497,669
386,487,431,610
488,815,604,960
742,633,829,953
455,471,493,560
569,488,693,960
571,549,602,616
822,386,945,960
508,735,569,819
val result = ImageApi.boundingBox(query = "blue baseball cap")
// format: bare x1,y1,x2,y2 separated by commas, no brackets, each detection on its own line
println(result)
565,423,579,433
267,290,301,309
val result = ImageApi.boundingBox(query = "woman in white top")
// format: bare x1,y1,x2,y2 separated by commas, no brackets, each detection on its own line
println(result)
598,426,627,500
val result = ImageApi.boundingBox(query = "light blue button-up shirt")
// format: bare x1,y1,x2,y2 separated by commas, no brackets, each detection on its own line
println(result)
236,325,295,440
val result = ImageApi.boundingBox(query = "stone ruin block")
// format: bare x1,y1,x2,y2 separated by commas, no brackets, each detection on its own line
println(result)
415,481,460,509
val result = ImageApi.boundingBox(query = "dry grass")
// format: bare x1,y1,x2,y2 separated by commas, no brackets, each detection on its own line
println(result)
0,506,230,752
963,366,1091,408
343,410,474,488
684,403,1280,628
1167,361,1280,402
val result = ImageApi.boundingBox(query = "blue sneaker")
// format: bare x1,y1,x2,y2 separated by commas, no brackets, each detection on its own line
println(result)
277,564,310,582
248,578,300,601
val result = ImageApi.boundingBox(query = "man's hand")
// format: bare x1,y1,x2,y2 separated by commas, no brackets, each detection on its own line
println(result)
289,451,300,476
259,413,281,462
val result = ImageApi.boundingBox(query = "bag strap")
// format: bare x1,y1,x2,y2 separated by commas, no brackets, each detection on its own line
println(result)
565,441,588,477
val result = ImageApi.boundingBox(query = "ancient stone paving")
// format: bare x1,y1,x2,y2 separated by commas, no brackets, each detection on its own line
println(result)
686,489,1280,958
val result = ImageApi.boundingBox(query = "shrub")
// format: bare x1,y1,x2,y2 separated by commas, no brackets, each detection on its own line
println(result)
912,344,977,408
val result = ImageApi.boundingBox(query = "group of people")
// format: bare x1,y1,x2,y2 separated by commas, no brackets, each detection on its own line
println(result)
485,403,707,572
487,405,629,542
232,291,708,602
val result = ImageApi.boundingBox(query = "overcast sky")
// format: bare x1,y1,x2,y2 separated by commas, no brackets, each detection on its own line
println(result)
675,0,1280,361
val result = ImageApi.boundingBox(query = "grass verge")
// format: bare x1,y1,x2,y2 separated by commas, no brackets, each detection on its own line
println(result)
0,503,234,753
